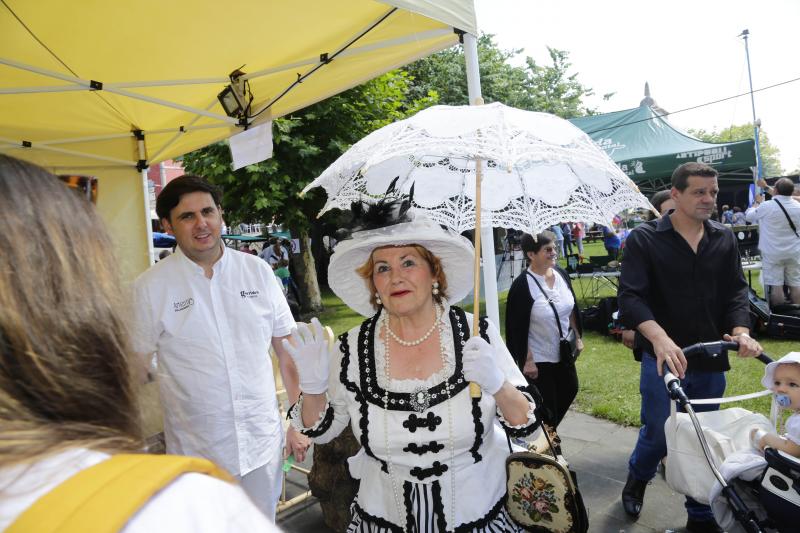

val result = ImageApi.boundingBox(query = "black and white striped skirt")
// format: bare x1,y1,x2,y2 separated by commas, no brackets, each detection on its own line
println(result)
346,480,523,533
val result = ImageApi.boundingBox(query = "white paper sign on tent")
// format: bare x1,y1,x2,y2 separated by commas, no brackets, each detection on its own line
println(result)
229,121,273,170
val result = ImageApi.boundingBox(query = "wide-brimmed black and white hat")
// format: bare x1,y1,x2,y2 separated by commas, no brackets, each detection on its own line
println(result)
328,210,474,318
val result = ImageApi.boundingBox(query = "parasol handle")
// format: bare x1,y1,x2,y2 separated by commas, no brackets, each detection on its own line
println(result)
470,156,483,400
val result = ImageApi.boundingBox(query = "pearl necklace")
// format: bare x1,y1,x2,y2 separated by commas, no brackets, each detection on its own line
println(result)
386,310,439,346
381,306,456,532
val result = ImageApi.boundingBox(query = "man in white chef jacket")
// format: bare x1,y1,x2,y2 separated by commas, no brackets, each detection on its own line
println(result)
132,175,309,520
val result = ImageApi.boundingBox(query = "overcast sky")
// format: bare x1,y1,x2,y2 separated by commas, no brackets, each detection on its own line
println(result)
474,0,800,174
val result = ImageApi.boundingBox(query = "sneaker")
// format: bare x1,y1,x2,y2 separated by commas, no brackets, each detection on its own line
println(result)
685,517,723,533
621,474,647,517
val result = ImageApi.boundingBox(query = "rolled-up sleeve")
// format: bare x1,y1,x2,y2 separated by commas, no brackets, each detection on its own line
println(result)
618,229,655,329
723,232,751,331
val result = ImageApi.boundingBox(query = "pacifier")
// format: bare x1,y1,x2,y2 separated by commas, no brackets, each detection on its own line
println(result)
775,393,792,408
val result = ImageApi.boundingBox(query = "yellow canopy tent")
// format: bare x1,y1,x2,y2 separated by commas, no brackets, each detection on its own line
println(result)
1,0,476,281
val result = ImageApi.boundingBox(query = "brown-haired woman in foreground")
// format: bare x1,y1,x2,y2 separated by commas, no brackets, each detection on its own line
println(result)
0,155,279,532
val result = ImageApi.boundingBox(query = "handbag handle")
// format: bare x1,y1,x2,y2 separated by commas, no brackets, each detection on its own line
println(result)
506,424,560,463
527,270,565,339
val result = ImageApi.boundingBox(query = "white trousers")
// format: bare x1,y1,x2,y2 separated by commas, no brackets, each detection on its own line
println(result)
237,446,284,521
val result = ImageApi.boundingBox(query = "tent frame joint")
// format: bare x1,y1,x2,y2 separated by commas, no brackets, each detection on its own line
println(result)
89,80,103,91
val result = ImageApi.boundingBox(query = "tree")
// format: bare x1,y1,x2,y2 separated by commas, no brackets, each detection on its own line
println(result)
183,71,436,311
689,124,784,177
404,34,596,118
523,47,597,118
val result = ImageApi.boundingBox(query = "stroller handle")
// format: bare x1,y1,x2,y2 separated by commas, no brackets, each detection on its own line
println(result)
662,341,773,402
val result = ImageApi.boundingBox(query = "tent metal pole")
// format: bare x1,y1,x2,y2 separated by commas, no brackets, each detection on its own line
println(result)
13,122,230,149
147,99,223,163
142,168,155,265
39,132,135,145
740,30,763,184
0,85,86,94
0,57,93,85
102,86,237,124
244,28,451,82
106,77,226,88
0,78,230,94
0,57,236,124
464,32,501,332
0,137,135,166
146,122,231,136
250,7,399,117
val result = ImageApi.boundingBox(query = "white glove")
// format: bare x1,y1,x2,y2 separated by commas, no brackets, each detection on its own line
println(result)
281,317,331,394
462,336,505,396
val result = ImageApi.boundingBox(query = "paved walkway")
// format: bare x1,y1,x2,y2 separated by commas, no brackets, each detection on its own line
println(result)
277,410,693,532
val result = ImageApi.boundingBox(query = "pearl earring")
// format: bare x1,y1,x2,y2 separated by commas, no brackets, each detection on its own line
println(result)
375,292,382,306
432,281,439,296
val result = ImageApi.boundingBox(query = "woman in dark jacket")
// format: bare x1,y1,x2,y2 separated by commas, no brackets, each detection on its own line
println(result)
505,231,583,427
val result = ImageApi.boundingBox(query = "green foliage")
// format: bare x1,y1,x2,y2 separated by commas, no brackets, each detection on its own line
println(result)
690,123,783,177
404,34,595,118
523,47,596,118
183,71,437,231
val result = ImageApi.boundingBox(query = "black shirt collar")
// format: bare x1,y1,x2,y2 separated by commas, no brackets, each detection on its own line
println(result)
656,210,720,235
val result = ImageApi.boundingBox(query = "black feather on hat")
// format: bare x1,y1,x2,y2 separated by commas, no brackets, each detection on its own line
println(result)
334,177,415,241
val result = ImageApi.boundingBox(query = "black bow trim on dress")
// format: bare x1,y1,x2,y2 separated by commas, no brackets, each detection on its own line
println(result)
339,330,389,473
431,480,449,531
410,461,449,480
403,441,445,455
334,177,415,241
403,412,442,433
467,316,491,464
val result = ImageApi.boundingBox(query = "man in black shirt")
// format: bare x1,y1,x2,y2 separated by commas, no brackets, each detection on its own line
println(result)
618,162,762,533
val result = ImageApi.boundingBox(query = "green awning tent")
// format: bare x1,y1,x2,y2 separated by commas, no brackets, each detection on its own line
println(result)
569,104,756,193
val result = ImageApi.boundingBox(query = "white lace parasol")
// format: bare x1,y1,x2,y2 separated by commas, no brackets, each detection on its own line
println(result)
303,102,653,235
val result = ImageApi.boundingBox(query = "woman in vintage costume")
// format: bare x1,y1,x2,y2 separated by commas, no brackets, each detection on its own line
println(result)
285,199,539,532
505,231,583,428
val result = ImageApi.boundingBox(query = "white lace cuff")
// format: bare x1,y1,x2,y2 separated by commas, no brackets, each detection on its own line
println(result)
288,393,333,436
497,390,538,436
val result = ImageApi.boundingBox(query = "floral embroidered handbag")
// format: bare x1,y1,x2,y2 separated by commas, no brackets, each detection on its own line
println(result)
505,425,589,532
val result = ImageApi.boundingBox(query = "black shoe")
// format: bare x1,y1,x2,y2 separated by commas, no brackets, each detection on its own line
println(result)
685,518,723,533
621,474,647,517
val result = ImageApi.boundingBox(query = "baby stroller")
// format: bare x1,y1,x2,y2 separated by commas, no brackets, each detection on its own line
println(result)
662,341,800,533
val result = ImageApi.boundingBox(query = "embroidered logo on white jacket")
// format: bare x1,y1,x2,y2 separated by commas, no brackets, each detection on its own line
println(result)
173,297,194,312
240,289,260,299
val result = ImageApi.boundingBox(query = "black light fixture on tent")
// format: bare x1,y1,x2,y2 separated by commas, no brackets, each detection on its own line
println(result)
217,68,252,123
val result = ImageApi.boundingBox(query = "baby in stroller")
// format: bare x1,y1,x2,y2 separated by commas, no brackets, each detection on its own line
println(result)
710,352,800,532
750,353,800,458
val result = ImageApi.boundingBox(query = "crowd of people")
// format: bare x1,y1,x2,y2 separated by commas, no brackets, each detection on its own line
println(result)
2,153,798,533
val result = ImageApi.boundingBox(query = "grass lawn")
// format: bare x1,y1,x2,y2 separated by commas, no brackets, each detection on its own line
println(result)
314,244,794,428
